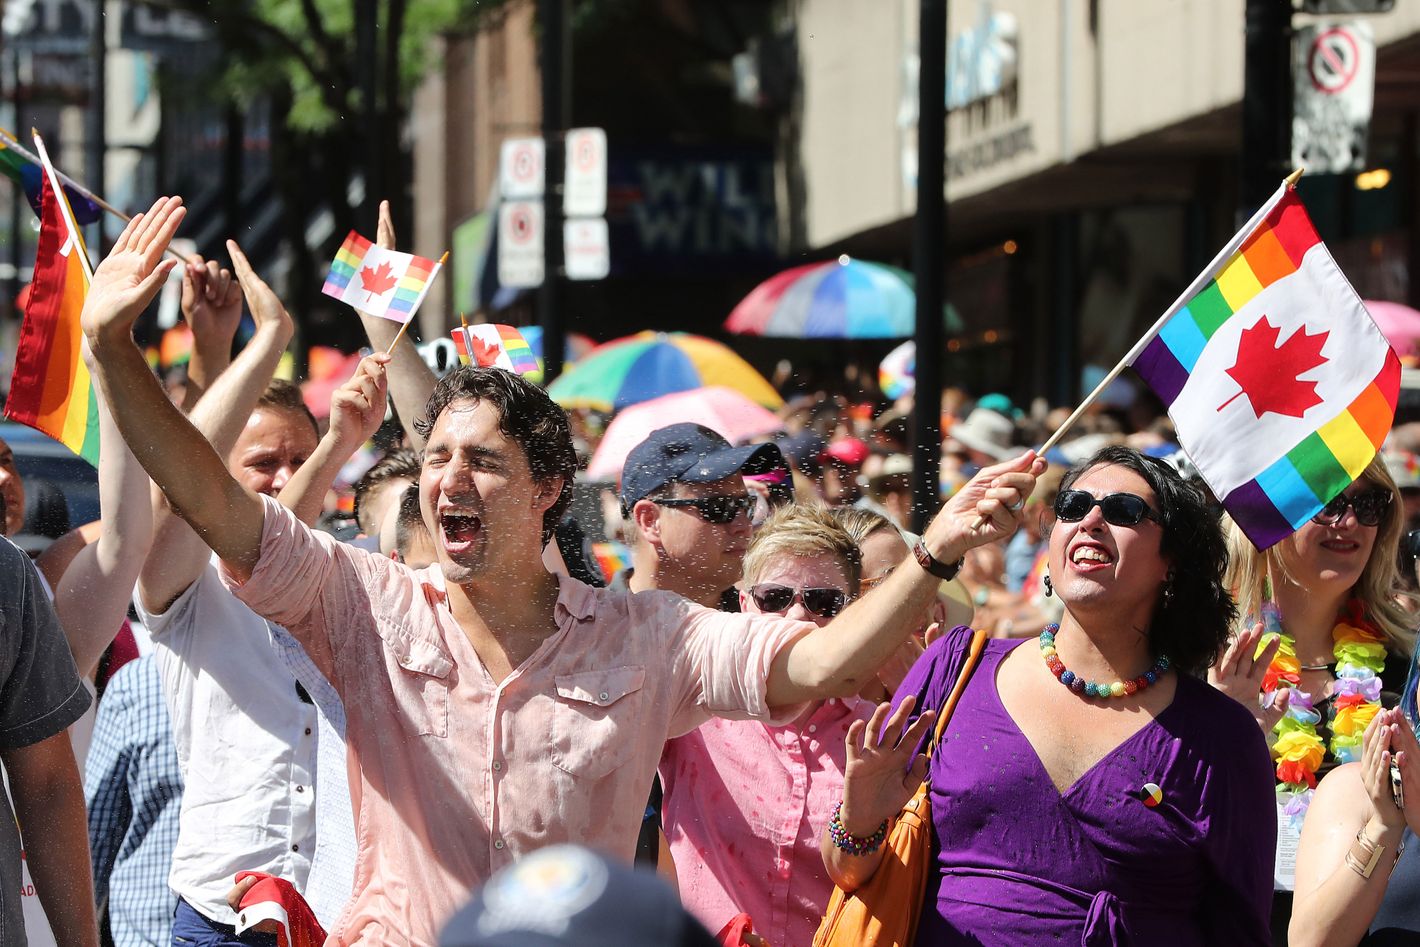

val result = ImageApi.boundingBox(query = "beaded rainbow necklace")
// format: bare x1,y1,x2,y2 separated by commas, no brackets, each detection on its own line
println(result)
1260,597,1387,827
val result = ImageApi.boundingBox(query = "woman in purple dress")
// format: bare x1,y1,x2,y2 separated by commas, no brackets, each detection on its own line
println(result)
823,446,1276,945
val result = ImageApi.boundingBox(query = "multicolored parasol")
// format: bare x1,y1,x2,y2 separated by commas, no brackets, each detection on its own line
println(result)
546,331,782,412
725,257,917,338
879,340,915,399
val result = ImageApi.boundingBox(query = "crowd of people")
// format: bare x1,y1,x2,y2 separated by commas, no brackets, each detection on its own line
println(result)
3,193,1420,947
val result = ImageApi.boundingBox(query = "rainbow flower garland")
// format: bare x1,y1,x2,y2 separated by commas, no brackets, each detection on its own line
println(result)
1260,598,1387,828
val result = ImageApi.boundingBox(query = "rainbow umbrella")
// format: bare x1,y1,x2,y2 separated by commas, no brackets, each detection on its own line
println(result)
726,257,917,338
879,340,915,399
547,331,782,412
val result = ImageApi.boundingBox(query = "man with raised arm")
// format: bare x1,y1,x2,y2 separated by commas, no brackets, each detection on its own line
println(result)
84,196,1044,947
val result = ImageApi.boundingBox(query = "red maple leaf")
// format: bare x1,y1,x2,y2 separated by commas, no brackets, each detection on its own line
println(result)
1218,315,1329,418
470,335,501,367
358,261,399,298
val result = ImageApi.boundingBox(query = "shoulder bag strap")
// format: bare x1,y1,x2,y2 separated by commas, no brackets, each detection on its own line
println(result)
926,628,988,759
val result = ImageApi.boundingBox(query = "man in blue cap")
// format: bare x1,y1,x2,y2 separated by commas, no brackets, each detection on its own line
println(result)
616,424,783,609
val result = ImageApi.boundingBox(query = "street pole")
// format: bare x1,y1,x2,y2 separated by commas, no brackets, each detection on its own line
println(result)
86,0,107,253
538,0,569,384
1240,0,1293,220
911,0,947,534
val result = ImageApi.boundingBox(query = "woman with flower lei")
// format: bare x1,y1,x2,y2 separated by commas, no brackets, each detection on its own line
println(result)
1213,458,1416,942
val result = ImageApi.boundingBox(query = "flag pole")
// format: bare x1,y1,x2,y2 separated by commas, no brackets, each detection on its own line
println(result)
383,250,449,356
31,130,94,285
7,127,186,264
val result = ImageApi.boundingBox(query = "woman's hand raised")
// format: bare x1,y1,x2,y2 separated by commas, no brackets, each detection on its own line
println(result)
1209,622,1290,733
839,696,936,837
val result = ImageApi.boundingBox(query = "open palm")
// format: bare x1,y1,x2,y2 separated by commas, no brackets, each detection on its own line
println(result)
81,197,185,345
839,696,936,835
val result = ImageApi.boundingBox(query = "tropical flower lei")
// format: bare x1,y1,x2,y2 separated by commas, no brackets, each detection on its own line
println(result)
1260,597,1388,827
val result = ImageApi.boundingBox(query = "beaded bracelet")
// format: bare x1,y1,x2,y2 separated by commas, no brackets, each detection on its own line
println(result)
828,801,888,856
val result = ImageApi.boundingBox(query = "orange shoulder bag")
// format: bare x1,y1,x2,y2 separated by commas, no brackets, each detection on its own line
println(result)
812,628,989,947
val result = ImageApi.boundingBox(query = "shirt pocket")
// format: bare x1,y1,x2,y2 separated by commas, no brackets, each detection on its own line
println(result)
381,623,453,739
550,665,646,779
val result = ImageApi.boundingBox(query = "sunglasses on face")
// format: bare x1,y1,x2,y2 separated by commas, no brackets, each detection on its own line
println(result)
748,583,849,618
1053,490,1160,527
1312,488,1391,528
653,494,756,524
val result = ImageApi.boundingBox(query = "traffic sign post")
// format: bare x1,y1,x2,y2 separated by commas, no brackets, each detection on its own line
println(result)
499,137,546,200
498,201,545,289
1292,21,1375,174
564,128,607,217
564,218,610,281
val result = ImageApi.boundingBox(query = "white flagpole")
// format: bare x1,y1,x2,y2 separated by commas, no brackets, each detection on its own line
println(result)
31,129,94,285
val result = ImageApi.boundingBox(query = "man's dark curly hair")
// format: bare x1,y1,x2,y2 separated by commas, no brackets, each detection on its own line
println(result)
1056,445,1237,677
413,367,576,545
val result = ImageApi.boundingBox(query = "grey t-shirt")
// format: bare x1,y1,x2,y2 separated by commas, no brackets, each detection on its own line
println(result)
0,536,91,944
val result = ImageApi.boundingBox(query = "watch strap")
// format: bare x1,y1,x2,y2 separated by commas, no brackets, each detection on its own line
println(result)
913,539,963,581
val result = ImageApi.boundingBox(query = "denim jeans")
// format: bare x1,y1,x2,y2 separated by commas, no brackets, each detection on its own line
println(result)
171,899,277,947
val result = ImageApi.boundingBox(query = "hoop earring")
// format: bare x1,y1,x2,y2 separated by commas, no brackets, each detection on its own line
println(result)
1043,574,1053,598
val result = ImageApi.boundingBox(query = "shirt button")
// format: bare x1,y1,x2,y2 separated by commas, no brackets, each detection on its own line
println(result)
296,785,305,793
599,692,610,702
492,761,502,772
305,728,312,736
807,725,817,733
494,839,505,850
292,844,300,852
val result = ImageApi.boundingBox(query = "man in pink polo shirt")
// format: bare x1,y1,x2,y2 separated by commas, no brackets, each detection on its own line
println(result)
81,196,1043,946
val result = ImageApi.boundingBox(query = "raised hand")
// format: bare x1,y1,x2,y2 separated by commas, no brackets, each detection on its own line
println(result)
376,198,395,250
1208,622,1289,733
329,353,390,450
921,451,1046,562
225,240,293,344
182,255,242,349
839,696,936,837
81,196,185,348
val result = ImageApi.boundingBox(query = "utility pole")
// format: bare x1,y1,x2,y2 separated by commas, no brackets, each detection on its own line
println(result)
86,0,107,252
538,0,569,384
1240,0,1293,219
911,0,947,534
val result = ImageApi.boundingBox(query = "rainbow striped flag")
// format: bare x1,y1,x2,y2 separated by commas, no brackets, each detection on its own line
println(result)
452,324,541,376
1131,182,1398,550
0,131,102,225
321,230,442,324
4,155,99,464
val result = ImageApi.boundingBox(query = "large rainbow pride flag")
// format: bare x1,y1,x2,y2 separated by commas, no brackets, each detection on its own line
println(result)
4,158,98,465
1131,183,1398,549
321,230,443,324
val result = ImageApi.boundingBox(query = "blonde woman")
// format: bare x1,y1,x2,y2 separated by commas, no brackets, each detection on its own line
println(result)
1213,456,1416,938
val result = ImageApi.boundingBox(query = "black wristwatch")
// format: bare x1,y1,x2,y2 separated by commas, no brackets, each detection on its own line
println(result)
913,539,963,581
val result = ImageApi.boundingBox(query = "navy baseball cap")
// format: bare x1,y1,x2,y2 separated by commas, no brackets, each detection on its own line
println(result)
439,845,718,947
619,423,784,512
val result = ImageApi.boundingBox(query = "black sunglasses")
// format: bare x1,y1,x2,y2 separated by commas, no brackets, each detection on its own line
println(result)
653,494,756,525
749,583,848,618
1313,488,1391,528
1054,490,1160,527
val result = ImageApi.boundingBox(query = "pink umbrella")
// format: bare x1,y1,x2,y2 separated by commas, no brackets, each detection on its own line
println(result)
1365,300,1420,360
587,386,786,482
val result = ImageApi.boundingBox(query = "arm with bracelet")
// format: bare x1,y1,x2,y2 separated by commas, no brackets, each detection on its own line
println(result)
1289,707,1420,947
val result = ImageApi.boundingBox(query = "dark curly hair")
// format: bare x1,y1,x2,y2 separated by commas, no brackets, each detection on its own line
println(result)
413,367,576,545
1056,445,1237,677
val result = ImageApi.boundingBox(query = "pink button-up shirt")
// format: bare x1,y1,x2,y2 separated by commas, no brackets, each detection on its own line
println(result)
224,496,812,946
659,697,873,947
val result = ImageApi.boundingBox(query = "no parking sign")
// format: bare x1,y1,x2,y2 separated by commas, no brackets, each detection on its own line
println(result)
1292,22,1374,174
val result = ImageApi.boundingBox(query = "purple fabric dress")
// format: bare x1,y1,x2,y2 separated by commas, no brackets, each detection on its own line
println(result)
890,628,1275,946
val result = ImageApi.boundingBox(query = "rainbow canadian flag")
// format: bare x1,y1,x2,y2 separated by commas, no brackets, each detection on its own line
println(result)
1131,182,1399,550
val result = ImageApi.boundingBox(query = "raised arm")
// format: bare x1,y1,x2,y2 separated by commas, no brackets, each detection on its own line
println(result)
764,452,1042,708
50,368,153,677
352,200,436,446
178,254,242,411
82,198,266,590
279,353,390,526
136,237,293,613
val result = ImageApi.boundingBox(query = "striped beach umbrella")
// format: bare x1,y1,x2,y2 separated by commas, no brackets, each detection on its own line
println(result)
725,257,916,338
547,331,782,412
